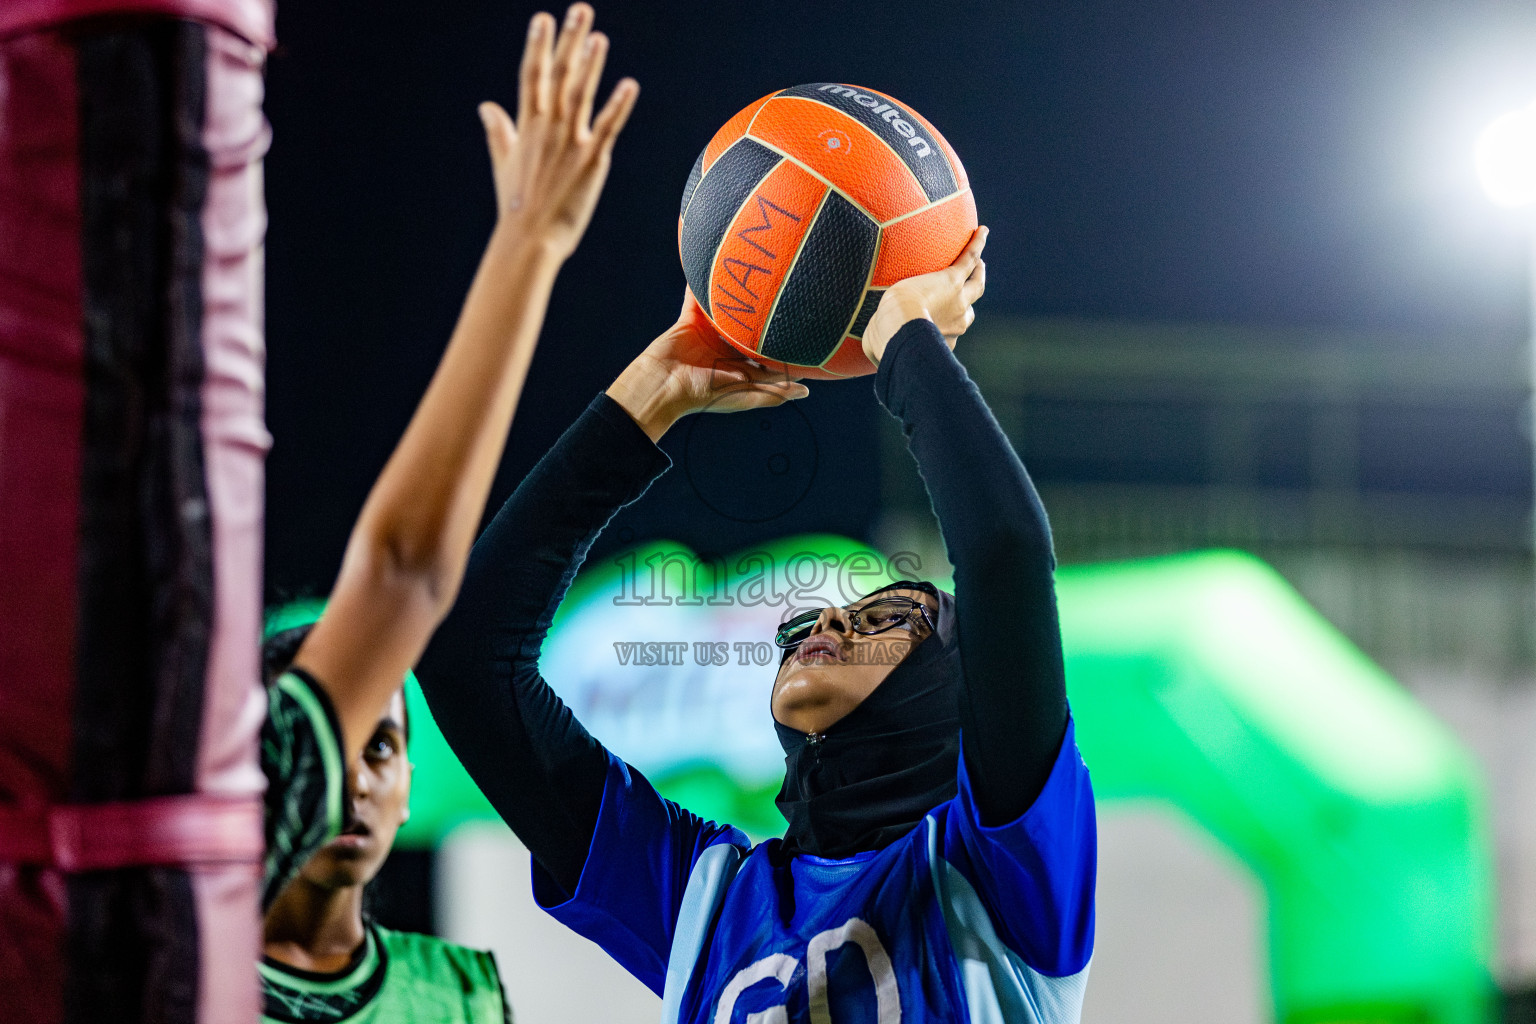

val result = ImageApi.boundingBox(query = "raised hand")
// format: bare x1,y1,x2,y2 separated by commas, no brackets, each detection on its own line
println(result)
606,289,810,442
862,226,988,365
478,3,639,260
295,4,639,765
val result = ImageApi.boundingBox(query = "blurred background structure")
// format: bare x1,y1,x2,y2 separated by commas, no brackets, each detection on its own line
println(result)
262,0,1536,1020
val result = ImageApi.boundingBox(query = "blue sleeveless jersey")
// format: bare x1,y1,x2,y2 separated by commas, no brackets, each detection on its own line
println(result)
534,719,1096,1024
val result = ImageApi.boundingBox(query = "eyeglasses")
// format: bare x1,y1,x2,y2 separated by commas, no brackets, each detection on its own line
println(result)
774,582,939,650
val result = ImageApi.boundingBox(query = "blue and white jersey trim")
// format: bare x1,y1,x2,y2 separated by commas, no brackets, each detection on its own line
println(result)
925,817,1090,1024
661,843,746,1024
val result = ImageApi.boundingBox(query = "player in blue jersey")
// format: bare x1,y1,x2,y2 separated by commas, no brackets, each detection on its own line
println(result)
418,225,1097,1023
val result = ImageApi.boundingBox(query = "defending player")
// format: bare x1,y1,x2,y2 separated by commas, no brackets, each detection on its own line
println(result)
259,2,638,910
259,618,511,1024
417,226,1099,1021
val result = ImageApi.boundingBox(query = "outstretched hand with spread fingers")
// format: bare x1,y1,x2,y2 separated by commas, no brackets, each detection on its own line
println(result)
295,4,640,766
478,3,639,259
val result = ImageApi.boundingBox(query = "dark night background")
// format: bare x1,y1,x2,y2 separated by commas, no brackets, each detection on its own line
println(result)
262,0,1536,599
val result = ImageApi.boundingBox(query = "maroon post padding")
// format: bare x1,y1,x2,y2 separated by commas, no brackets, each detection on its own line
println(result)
0,28,85,1024
0,9,271,1024
190,23,272,1024
0,796,262,872
0,0,274,52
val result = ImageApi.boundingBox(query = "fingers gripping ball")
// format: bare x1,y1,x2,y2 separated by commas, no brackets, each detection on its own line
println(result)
678,84,977,379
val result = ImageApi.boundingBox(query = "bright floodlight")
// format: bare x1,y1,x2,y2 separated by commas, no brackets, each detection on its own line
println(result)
1476,101,1536,208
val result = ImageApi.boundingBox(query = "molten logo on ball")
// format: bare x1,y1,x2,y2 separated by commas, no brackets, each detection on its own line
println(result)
816,84,932,157
678,83,976,379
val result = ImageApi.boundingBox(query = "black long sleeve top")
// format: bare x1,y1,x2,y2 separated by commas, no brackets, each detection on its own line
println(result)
415,318,1068,898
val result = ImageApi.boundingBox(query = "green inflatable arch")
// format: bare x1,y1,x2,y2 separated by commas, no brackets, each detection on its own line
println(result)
367,544,1492,1023
1056,550,1493,1023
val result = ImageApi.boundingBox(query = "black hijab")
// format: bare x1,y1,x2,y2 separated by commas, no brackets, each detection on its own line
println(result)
773,586,962,860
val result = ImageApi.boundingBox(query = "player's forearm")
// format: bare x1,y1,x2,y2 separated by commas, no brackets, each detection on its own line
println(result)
352,226,562,602
451,392,671,656
294,0,639,765
416,393,671,892
873,318,1068,823
306,226,563,761
875,320,1056,572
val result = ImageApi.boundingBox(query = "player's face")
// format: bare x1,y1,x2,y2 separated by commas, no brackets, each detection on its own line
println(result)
770,587,939,735
298,689,412,890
